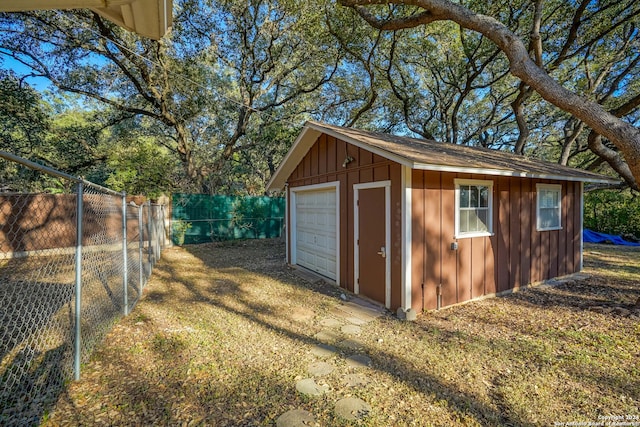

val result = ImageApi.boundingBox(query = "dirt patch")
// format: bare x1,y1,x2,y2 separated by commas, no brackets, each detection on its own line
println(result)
43,240,640,426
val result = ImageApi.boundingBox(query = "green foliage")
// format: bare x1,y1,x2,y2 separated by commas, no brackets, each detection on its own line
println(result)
0,71,49,153
2,0,639,193
105,138,179,200
584,189,640,238
171,219,192,245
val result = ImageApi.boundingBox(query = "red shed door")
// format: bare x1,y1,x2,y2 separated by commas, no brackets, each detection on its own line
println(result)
356,186,388,306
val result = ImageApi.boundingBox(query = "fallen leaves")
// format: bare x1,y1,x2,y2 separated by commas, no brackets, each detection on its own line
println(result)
41,241,640,426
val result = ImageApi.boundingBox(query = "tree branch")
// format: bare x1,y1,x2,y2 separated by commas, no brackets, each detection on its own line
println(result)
340,0,640,187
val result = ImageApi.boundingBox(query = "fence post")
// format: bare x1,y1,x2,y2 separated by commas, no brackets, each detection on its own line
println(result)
147,201,153,266
161,205,167,250
138,204,144,293
122,193,129,316
74,183,84,381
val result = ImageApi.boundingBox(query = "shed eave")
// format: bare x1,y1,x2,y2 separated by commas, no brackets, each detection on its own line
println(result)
0,0,172,40
412,163,620,184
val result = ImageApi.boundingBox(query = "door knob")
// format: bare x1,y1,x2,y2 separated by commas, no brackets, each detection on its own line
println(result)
377,247,386,258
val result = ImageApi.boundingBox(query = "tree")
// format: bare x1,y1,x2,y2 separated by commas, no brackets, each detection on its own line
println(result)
105,136,179,199
339,0,640,189
0,1,347,195
179,0,343,193
382,22,514,146
0,8,205,187
0,71,50,159
0,71,108,190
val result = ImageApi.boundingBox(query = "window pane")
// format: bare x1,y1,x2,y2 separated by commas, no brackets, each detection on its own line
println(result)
470,186,479,207
477,208,489,231
479,186,489,207
540,189,560,208
460,186,470,208
540,207,560,229
467,209,478,232
540,190,548,208
460,209,469,233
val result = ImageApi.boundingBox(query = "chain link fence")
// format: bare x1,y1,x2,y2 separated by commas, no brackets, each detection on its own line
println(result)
0,151,166,426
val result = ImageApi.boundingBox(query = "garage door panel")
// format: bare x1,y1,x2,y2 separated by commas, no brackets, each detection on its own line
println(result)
295,187,337,280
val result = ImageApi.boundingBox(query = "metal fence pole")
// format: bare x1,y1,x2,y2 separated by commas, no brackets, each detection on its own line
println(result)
122,194,128,316
74,183,84,381
147,201,153,266
161,205,167,250
138,204,144,293
153,205,160,262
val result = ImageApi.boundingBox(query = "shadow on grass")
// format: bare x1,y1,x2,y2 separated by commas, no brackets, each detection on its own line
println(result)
46,239,638,425
171,241,533,426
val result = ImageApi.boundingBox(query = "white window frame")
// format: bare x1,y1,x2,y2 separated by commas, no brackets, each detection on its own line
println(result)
454,179,494,239
536,183,563,231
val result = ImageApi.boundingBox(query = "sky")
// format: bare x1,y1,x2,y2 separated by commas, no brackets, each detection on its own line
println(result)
0,54,53,91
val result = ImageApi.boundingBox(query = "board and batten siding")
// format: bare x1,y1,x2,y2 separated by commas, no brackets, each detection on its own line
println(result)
411,170,582,312
286,133,404,309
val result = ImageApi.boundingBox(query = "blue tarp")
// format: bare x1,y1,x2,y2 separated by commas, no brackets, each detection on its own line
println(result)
583,229,640,246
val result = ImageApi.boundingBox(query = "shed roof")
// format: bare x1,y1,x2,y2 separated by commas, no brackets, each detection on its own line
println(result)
267,121,619,190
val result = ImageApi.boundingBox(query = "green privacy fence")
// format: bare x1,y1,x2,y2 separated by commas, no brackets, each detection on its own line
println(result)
171,193,286,245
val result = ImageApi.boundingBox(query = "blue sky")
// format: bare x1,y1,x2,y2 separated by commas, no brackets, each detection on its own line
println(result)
1,54,53,91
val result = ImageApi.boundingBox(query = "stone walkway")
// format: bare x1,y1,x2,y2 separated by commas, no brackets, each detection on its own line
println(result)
276,294,384,426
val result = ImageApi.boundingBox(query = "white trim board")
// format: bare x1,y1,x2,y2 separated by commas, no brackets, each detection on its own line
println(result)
353,180,391,309
401,166,412,311
412,163,617,184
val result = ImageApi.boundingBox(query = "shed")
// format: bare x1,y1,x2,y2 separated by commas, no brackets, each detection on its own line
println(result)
266,121,618,313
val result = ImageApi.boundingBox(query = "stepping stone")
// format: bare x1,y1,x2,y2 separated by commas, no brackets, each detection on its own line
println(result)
296,378,330,397
345,316,367,326
342,373,370,387
335,397,372,421
338,339,364,351
276,409,316,427
319,317,343,328
308,361,334,377
346,354,372,368
331,300,383,323
341,324,362,335
310,343,338,358
314,329,341,343
291,307,315,322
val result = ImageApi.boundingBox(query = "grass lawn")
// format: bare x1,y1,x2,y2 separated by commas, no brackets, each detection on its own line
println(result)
43,241,640,426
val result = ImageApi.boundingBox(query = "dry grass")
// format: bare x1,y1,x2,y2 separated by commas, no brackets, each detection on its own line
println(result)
42,241,640,426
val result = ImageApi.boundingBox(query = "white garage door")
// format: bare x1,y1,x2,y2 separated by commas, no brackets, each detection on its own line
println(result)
294,188,337,280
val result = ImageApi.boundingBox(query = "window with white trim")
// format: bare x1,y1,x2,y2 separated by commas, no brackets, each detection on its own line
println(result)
455,179,493,238
536,184,562,231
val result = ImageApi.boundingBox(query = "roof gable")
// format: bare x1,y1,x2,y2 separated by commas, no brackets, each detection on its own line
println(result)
267,121,619,191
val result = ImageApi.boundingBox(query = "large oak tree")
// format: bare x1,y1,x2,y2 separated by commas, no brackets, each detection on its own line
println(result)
340,0,640,190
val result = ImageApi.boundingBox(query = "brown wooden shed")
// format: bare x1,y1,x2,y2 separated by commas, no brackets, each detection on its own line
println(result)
266,121,618,313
